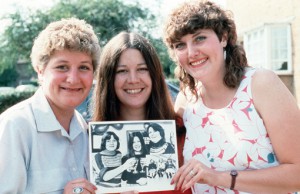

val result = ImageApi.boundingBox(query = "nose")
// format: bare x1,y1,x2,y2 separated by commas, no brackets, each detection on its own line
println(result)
187,44,199,59
127,71,139,83
66,68,80,84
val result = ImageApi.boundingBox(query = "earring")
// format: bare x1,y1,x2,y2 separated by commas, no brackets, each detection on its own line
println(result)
223,50,227,60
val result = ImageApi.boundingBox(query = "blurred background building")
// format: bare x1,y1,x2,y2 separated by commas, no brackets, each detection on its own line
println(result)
226,0,300,105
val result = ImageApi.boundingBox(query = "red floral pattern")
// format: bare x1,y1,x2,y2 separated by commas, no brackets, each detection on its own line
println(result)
183,68,280,194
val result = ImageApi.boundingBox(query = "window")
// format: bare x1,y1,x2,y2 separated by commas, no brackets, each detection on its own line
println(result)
243,23,292,74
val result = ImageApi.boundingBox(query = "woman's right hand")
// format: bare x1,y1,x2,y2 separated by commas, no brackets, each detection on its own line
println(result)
63,178,97,194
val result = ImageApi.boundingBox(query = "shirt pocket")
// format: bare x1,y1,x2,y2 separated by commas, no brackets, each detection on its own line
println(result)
27,168,68,194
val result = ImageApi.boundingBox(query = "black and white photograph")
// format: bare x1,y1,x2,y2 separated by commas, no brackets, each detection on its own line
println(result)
88,120,178,193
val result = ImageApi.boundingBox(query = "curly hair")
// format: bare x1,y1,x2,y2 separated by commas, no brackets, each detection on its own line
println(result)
30,17,101,72
92,31,175,121
163,0,248,99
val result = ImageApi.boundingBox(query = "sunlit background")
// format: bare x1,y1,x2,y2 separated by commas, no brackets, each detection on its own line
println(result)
0,0,226,34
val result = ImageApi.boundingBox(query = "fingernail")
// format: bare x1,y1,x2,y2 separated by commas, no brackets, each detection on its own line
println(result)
170,180,174,185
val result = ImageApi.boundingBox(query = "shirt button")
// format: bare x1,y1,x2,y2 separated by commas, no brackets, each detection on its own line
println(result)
72,167,77,171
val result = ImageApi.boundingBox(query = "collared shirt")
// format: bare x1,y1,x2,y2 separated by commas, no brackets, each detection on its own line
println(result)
0,88,89,194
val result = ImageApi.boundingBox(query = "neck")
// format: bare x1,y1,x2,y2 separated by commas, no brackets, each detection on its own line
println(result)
48,100,74,133
200,84,236,109
119,105,146,120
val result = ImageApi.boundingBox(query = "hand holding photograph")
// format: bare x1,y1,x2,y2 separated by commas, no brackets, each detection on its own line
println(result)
89,120,178,193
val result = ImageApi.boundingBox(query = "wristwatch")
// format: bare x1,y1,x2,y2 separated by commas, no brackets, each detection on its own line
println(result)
230,170,238,190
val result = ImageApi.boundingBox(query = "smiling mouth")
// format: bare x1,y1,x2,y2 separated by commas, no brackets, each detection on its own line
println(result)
125,88,143,94
190,58,208,66
62,87,81,91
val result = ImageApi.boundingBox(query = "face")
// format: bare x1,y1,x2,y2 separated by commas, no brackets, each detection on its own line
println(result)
114,48,152,111
148,127,162,143
37,50,93,112
105,135,118,151
173,29,227,83
132,136,142,152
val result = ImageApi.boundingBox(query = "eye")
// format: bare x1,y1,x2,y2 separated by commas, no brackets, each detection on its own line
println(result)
137,67,149,73
173,42,185,50
195,36,206,42
116,69,128,74
55,65,68,71
79,64,92,71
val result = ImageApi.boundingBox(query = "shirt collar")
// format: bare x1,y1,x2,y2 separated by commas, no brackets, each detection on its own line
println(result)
30,88,87,140
31,88,62,133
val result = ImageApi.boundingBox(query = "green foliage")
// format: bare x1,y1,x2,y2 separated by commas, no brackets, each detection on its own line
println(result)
149,37,176,78
0,67,18,86
0,0,165,86
0,90,36,114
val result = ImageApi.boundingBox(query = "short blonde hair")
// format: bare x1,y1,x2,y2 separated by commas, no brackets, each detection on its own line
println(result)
30,17,100,72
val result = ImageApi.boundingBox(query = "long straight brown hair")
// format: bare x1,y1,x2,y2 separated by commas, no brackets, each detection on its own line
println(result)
92,31,175,121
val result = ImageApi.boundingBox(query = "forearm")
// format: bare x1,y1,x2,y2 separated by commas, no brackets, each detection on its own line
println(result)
102,165,124,181
208,164,300,193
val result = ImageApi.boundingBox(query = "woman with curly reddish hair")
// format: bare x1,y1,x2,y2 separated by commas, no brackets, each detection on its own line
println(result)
163,0,300,193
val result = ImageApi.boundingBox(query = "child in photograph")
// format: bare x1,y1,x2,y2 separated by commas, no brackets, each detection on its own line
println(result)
94,131,136,188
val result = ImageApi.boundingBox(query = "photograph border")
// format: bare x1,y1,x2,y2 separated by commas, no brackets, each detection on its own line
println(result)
88,120,178,193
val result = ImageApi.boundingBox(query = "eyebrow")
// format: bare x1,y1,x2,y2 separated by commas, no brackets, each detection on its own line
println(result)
116,63,147,67
54,59,92,65
192,31,203,38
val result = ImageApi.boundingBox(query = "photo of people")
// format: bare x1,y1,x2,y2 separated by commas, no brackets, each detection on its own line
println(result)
121,132,148,186
89,120,178,193
145,123,175,155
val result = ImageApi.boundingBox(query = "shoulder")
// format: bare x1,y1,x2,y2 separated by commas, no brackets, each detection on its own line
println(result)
252,68,280,85
1,97,32,119
0,98,35,134
251,68,292,106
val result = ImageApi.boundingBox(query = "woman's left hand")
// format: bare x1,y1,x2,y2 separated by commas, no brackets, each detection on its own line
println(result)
171,158,214,192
